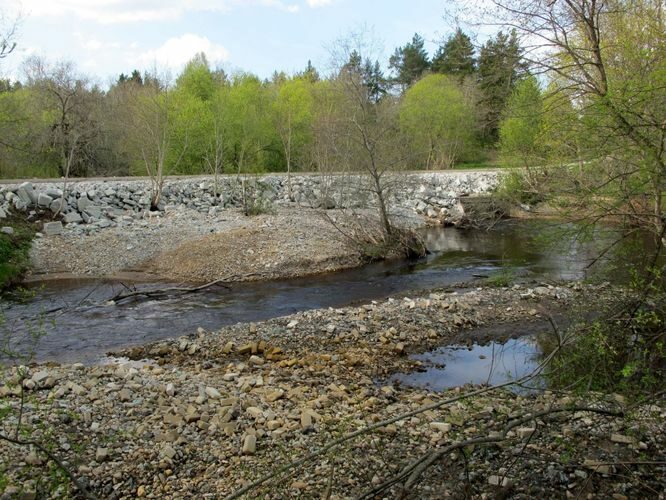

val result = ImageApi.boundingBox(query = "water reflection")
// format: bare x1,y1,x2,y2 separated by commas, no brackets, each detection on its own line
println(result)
390,337,543,391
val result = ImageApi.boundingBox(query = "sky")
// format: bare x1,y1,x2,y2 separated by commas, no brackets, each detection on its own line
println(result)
2,0,459,85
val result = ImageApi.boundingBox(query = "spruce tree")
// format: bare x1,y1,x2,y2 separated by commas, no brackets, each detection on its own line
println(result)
431,28,475,78
477,29,524,143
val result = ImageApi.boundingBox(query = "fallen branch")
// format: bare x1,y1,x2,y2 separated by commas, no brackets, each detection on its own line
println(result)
0,432,98,500
109,276,251,304
398,405,623,496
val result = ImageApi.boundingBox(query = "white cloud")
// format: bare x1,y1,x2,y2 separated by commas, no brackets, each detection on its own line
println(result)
19,0,300,24
135,34,230,70
306,0,333,7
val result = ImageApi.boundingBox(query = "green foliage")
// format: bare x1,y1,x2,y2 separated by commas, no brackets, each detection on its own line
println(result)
486,263,516,287
340,51,388,104
495,169,546,206
477,30,524,143
170,83,212,175
400,74,477,169
0,217,35,290
545,311,665,398
431,28,476,78
175,52,215,101
271,77,315,174
227,73,275,174
389,33,431,90
543,268,666,399
499,76,545,167
298,60,320,84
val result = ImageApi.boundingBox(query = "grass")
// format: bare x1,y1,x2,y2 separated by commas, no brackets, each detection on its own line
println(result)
486,265,517,287
450,161,497,170
0,215,37,290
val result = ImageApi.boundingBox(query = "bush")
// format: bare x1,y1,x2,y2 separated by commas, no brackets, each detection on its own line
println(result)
0,217,36,290
541,278,665,400
495,169,547,206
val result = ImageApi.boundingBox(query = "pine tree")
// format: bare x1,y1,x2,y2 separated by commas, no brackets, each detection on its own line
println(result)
341,50,388,103
388,33,430,90
300,60,320,83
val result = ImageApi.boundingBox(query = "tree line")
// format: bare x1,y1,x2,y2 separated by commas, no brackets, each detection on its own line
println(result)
0,28,527,179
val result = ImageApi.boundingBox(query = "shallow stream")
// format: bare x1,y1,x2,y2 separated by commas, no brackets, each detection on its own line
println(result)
0,220,654,366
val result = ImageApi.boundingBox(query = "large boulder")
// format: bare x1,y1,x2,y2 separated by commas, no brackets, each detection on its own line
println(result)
63,212,83,224
49,199,68,214
17,182,36,205
37,193,53,208
43,221,63,236
77,195,92,212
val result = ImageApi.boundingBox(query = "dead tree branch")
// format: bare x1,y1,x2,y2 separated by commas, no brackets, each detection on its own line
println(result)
108,276,247,304
360,405,624,498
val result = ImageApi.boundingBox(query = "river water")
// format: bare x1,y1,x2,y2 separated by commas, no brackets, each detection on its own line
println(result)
0,220,655,365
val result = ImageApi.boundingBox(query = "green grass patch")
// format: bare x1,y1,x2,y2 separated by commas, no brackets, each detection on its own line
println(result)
0,216,37,290
486,266,516,287
450,161,497,170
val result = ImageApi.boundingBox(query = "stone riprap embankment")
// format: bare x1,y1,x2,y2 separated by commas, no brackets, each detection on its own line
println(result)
0,171,501,282
0,171,500,234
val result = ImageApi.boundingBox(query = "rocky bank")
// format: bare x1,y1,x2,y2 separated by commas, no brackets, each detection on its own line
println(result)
0,171,501,282
0,172,500,232
1,283,664,498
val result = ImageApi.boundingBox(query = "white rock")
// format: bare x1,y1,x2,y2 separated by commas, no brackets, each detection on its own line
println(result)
429,422,452,433
205,386,221,399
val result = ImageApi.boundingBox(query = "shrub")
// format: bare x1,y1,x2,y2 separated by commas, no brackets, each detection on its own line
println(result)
0,217,36,290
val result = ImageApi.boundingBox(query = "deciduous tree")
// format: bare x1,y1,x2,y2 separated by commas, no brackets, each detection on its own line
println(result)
271,77,314,192
400,74,477,169
499,75,544,168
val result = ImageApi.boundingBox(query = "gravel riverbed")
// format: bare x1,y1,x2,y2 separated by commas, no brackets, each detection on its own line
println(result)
28,207,365,283
1,283,664,498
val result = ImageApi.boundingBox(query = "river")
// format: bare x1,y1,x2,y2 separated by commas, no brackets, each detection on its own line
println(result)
0,220,656,364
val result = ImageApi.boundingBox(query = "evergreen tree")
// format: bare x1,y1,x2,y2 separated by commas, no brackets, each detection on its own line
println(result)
477,29,524,143
389,33,430,90
431,28,475,78
130,70,143,85
363,59,387,103
341,50,387,103
299,60,320,83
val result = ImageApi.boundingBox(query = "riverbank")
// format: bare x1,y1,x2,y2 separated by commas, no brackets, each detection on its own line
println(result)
1,283,664,498
28,207,372,283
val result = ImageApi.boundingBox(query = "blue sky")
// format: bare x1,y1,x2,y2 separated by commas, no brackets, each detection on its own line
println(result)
3,0,459,84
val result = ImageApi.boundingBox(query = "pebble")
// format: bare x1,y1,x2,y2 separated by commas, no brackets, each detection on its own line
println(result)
429,422,452,433
0,281,661,499
205,386,222,399
242,435,257,455
95,448,109,462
